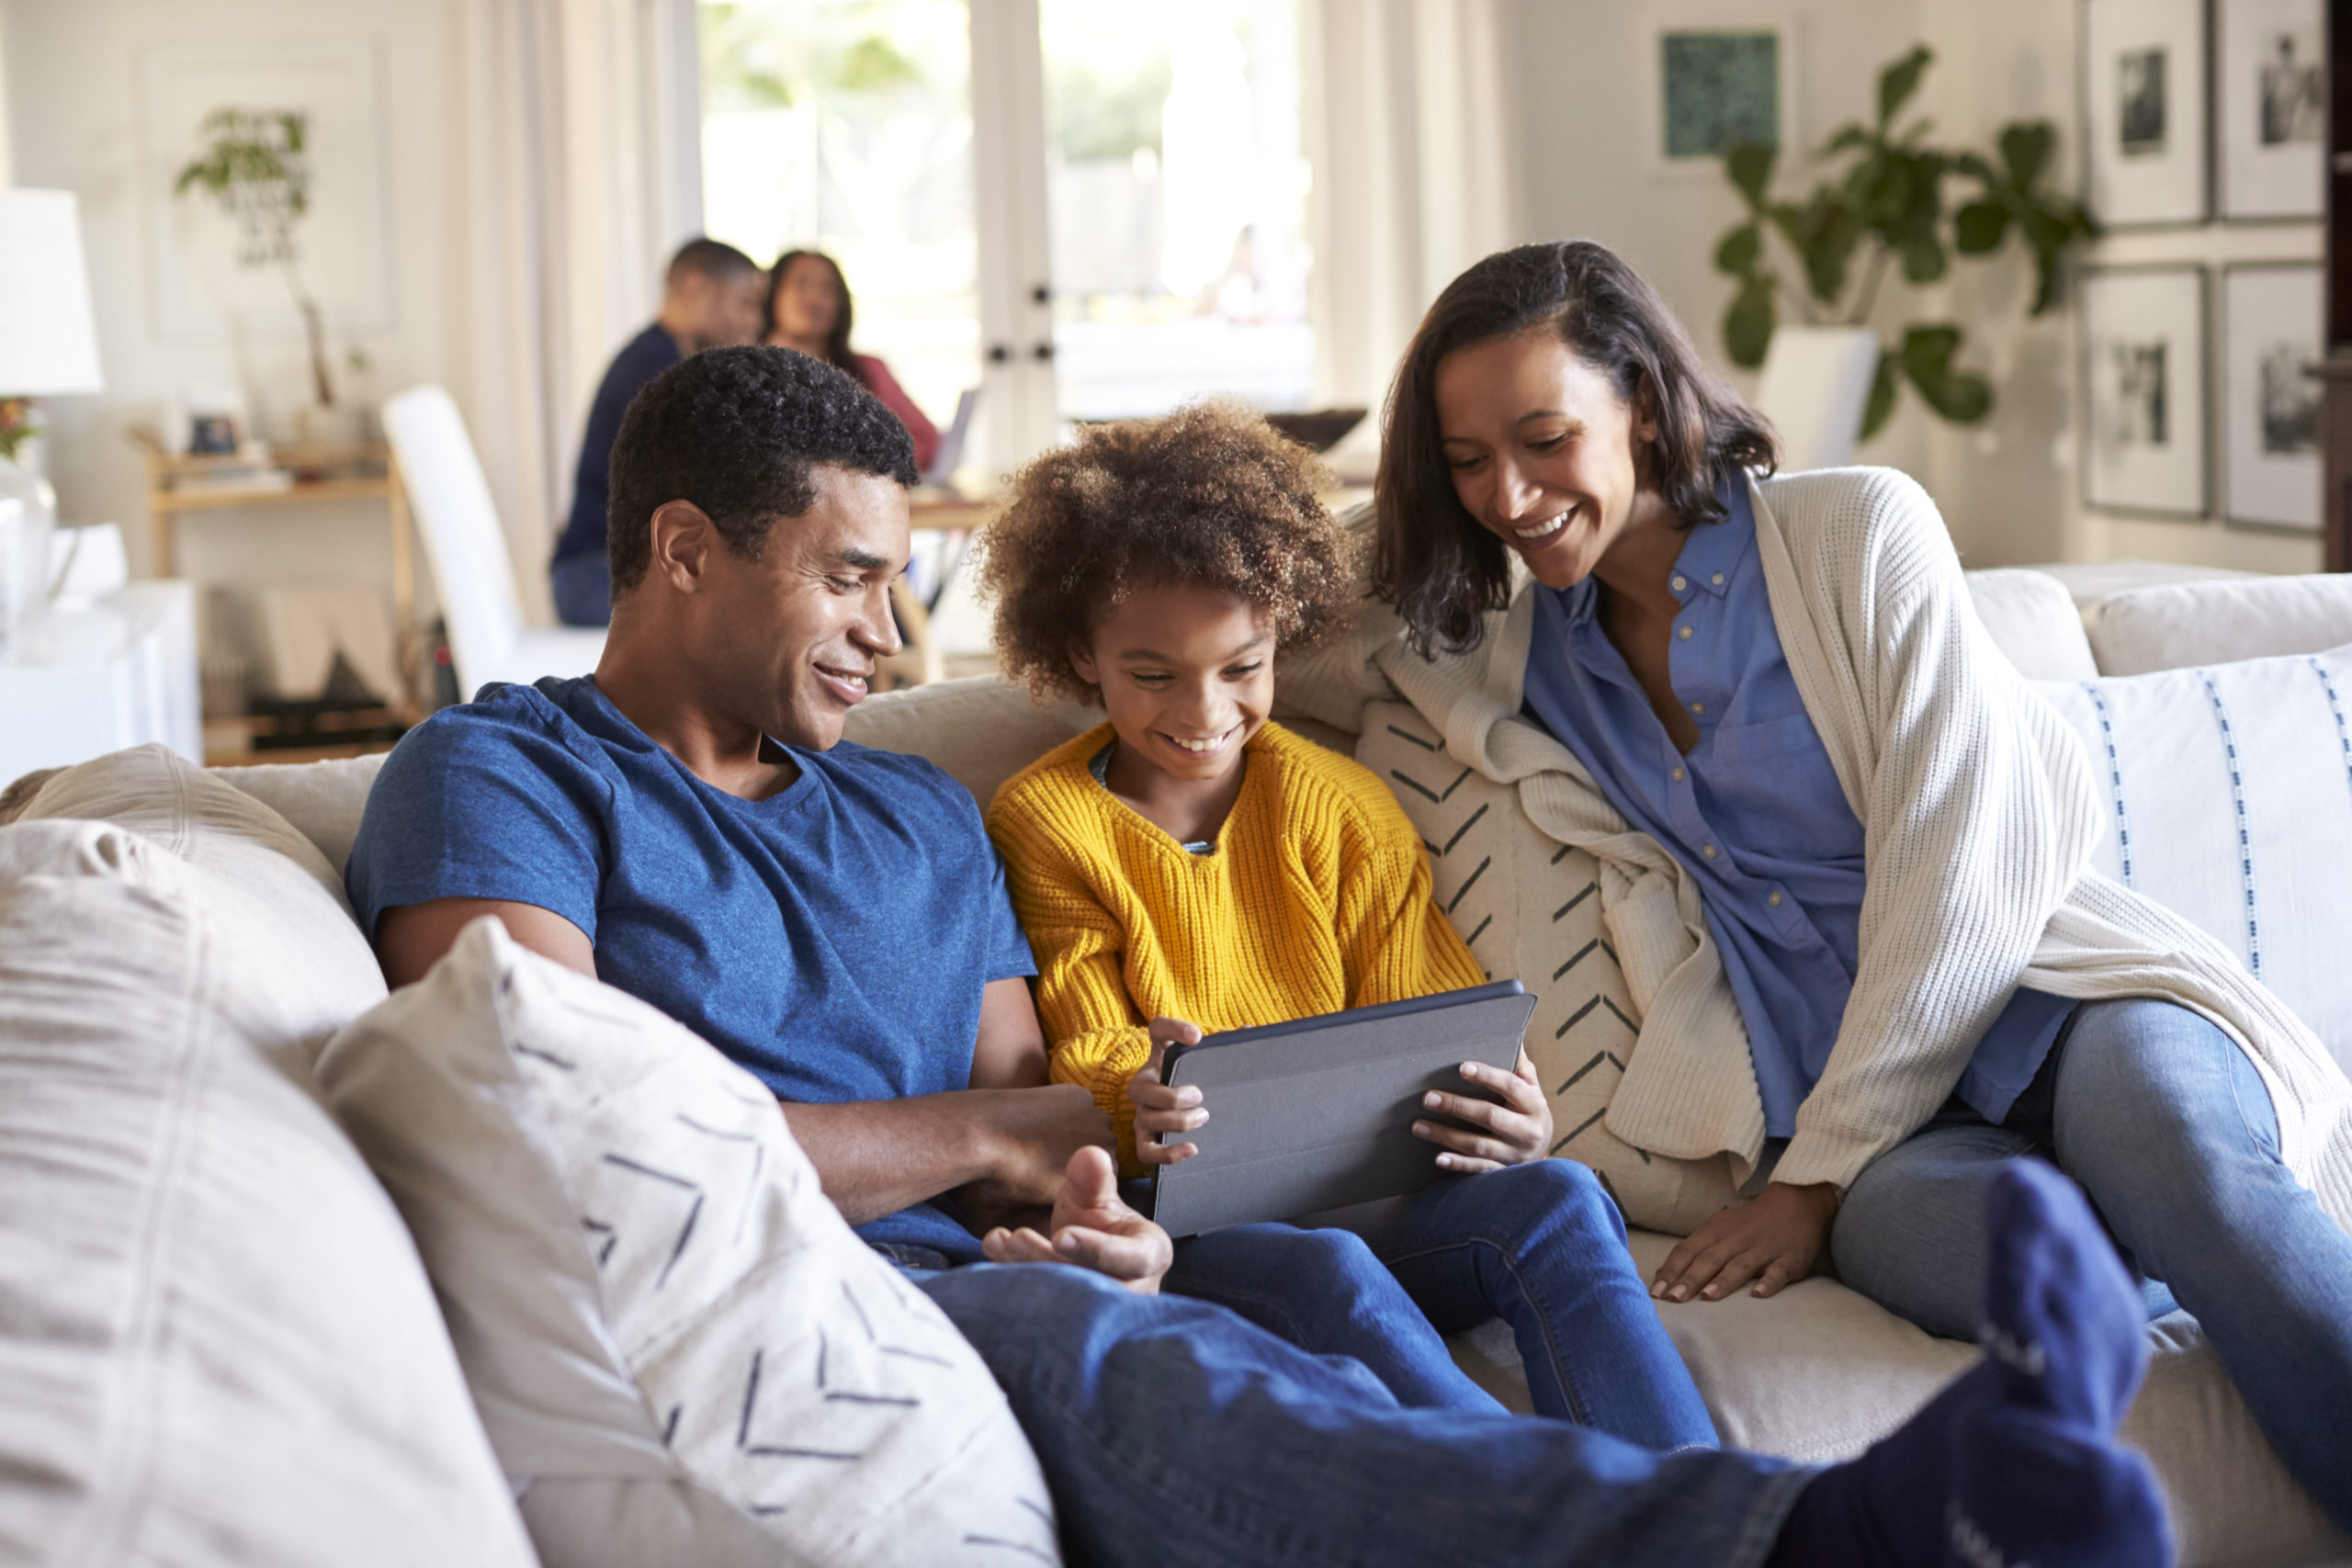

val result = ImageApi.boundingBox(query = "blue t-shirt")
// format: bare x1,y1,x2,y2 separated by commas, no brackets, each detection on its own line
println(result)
345,676,1036,1262
1520,478,2072,1134
551,322,681,565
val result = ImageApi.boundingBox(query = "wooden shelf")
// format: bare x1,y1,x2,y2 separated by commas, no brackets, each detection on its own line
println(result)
153,476,396,513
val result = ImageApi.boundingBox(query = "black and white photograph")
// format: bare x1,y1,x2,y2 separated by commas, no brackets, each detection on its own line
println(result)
2221,0,2327,219
2082,265,2210,516
2084,0,2210,225
2223,263,2324,529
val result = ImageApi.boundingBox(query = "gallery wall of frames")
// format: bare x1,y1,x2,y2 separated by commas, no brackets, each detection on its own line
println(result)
2077,0,2327,544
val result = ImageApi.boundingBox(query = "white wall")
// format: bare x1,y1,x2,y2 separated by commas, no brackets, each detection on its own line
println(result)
1500,0,2325,574
3,0,465,662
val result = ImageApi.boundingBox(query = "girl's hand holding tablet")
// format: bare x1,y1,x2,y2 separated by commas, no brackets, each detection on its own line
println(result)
1129,1016,1208,1166
1411,1049,1553,1174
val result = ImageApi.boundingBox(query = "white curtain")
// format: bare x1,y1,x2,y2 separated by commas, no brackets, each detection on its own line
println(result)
447,0,704,624
1301,0,1519,423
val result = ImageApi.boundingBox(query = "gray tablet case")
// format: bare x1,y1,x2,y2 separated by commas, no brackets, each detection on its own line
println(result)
1150,980,1538,1238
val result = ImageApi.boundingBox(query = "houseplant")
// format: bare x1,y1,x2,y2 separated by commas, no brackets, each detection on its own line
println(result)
1711,46,2097,441
173,107,351,442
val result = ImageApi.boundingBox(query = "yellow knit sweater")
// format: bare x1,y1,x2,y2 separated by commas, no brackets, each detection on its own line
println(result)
986,720,1486,1170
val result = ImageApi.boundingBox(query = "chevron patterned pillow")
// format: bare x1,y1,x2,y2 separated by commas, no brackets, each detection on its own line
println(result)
317,918,1061,1568
1356,701,1738,1236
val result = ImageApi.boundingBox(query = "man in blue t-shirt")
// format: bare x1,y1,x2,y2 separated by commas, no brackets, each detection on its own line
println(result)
344,346,2171,1568
547,238,767,627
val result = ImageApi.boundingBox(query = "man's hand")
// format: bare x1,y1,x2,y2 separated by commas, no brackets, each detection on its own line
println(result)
956,1083,1113,1214
1128,1016,1206,1166
1409,1047,1553,1173
1650,1180,1839,1303
980,1145,1174,1294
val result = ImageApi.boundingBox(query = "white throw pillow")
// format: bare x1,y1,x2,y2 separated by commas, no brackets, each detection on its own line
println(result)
315,917,1062,1568
1356,701,1739,1235
1962,569,2098,682
2084,574,2352,676
0,819,535,1566
2034,644,2352,1069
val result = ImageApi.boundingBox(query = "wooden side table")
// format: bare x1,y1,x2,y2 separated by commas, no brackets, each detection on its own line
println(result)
142,443,419,709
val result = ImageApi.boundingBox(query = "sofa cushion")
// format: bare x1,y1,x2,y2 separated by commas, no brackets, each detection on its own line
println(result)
0,820,535,1566
1355,700,1740,1235
9,743,387,1069
1447,1229,2350,1568
2085,575,2352,676
315,917,1061,1568
842,674,1096,807
1962,569,2098,681
213,751,389,874
2033,645,2352,1070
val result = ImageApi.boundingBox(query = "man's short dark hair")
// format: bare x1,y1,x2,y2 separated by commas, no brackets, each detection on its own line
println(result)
606,345,920,593
665,237,760,288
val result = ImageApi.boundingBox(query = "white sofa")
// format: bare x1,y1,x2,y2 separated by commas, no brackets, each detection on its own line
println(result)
4,562,2350,1567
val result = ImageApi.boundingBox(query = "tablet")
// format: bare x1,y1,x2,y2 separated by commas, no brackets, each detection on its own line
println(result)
1149,980,1537,1239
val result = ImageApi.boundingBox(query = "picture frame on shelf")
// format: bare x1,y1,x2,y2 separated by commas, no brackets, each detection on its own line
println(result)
2222,262,2324,531
2081,265,2211,518
1643,9,1793,178
2217,0,2325,220
2082,0,2211,228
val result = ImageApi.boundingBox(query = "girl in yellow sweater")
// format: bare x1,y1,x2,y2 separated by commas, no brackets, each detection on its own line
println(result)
977,402,1715,1448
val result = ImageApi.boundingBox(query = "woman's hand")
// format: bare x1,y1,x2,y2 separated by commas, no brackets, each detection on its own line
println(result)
1411,1047,1553,1173
1127,1016,1207,1166
1650,1180,1839,1303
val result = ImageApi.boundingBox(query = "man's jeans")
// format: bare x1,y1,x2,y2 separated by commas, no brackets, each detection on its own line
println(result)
1833,998,2352,1529
549,551,612,627
919,1262,1806,1568
1162,1159,1718,1450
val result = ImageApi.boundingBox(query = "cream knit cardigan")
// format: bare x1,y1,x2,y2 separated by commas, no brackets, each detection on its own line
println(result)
1351,467,2352,1224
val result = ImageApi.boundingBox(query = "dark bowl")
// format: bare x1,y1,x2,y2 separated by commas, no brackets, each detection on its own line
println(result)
1263,407,1369,453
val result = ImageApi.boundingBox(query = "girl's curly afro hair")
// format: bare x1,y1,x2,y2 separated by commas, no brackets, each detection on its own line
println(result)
978,400,1355,703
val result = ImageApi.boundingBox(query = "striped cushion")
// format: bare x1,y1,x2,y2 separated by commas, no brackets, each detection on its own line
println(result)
1357,700,1740,1236
2034,644,2352,1071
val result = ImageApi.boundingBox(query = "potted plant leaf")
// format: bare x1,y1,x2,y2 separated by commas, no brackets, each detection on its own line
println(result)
173,107,356,444
1712,46,2098,446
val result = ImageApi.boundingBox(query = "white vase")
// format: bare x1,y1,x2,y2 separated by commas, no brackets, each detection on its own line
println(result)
0,454,58,663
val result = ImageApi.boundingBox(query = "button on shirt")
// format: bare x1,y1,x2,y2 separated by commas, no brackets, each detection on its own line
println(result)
1520,479,2073,1136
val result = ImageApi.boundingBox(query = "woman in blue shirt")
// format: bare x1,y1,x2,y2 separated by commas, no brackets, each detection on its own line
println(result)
1367,239,2352,1529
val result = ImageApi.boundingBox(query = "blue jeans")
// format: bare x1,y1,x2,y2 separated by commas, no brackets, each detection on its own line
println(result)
549,551,611,626
1163,1160,1718,1450
918,1262,1805,1568
1833,998,2352,1529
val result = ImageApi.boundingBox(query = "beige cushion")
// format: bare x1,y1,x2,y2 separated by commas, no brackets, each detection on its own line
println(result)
843,675,1095,807
1452,1230,2349,1568
213,752,390,874
0,818,534,1566
316,918,1061,1568
2086,575,2352,677
1356,700,1739,1235
1962,569,2099,682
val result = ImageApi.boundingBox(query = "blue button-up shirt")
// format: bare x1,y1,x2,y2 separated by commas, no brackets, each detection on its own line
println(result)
1520,479,2071,1135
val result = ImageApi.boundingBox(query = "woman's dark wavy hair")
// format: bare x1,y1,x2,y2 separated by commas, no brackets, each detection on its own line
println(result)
1374,240,1780,655
764,249,867,389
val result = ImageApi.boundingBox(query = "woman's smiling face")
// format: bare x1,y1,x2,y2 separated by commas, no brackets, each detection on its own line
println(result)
1432,329,1657,591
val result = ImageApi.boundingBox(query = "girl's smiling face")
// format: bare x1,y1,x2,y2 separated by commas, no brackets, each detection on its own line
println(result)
1069,581,1272,790
1432,328,1659,591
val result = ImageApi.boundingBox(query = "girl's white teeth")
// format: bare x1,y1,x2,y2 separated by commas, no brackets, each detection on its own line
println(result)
1169,728,1232,753
1512,510,1568,540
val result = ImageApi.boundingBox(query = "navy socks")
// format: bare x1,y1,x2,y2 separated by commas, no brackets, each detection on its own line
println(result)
1770,1160,2172,1567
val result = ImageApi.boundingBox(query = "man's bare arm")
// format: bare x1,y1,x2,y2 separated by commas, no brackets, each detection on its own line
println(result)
374,897,596,987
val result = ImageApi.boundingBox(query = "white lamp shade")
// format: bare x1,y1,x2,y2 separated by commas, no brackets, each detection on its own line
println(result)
0,189,106,396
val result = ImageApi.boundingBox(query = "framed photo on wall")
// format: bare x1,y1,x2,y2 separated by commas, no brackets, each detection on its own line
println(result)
2082,0,2211,227
2081,265,2211,517
2217,0,2325,219
1643,11,1794,176
2222,263,2324,529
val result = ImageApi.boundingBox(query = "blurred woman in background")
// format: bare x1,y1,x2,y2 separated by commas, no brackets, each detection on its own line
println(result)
765,248,941,474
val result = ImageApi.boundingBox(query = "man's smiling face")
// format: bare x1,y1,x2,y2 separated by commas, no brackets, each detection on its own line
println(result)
697,462,910,753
